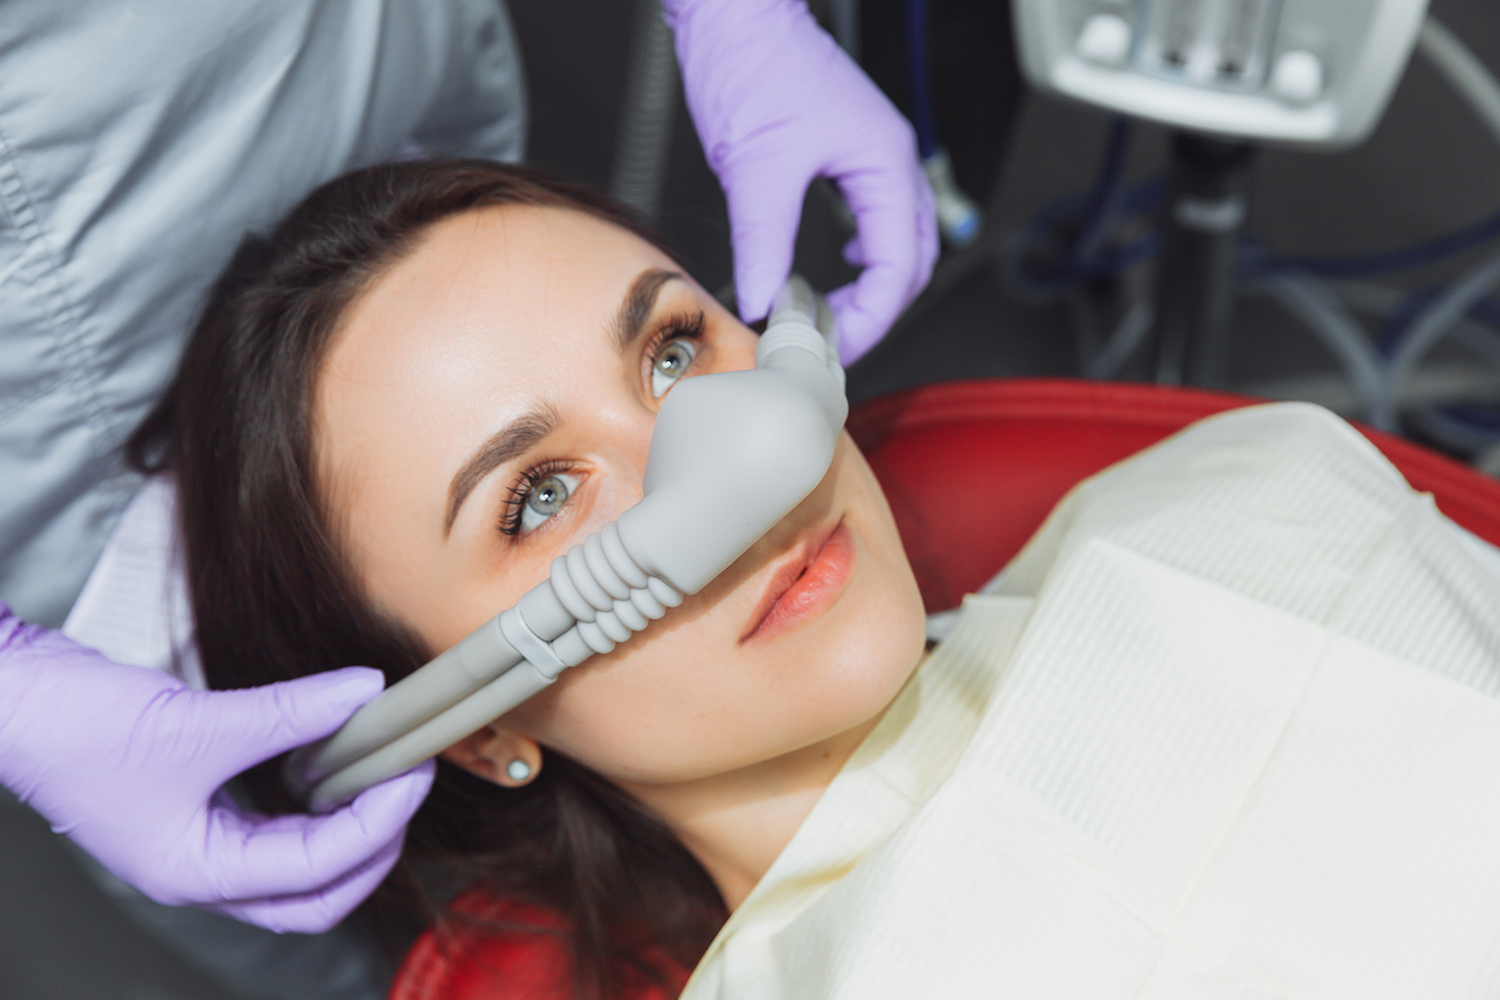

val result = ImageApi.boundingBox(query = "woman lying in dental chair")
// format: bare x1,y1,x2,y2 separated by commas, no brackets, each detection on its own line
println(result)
130,159,1500,1000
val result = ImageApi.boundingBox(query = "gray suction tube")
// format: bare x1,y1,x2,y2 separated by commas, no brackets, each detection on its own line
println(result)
293,279,847,812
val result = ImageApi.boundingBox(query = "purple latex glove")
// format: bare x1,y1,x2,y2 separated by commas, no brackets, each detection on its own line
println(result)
0,606,433,934
666,0,939,365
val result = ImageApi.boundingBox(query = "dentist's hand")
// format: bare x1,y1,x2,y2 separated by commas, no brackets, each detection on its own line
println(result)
0,606,433,933
666,0,938,365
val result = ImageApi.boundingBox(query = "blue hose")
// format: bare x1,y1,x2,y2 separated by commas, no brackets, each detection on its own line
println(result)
1000,117,1160,301
1005,121,1500,429
905,0,939,160
1073,116,1134,261
1014,114,1500,291
1245,206,1500,279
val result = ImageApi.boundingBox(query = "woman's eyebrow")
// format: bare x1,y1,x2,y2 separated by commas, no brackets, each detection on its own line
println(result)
612,268,685,353
445,407,558,537
443,269,680,537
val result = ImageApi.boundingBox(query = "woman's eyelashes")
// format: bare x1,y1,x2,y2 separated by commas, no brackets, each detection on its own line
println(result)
500,460,581,536
496,310,706,538
645,311,705,398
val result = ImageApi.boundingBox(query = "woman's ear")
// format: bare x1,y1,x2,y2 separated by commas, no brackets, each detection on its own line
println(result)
440,724,543,788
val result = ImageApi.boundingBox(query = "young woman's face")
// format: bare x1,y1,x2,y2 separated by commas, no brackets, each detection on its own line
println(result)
315,205,926,789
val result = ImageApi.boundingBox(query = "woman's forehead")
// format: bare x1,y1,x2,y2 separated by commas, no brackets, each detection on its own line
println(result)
326,206,669,384
363,205,661,327
312,205,671,506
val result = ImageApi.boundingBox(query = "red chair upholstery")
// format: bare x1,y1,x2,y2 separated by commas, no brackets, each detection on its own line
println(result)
848,379,1500,612
387,377,1500,999
389,889,689,1000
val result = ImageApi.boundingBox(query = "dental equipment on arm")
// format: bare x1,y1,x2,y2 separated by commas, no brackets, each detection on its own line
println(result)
292,279,847,812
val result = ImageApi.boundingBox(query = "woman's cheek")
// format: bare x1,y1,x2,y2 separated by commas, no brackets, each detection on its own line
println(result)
514,435,926,783
509,668,676,780
522,572,920,788
510,585,762,782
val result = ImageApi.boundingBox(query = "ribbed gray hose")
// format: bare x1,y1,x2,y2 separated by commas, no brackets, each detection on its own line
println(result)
610,0,679,220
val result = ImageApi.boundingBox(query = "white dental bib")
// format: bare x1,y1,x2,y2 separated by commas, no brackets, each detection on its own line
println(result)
684,402,1500,1000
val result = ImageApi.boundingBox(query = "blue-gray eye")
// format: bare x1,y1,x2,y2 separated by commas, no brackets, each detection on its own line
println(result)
520,472,579,533
651,339,697,397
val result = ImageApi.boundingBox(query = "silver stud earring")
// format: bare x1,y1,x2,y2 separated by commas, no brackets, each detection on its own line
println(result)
506,759,533,783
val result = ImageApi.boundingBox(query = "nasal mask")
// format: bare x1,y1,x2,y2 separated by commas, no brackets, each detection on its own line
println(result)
290,279,847,811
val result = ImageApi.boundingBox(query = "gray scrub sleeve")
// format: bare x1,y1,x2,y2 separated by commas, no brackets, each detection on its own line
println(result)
0,0,527,627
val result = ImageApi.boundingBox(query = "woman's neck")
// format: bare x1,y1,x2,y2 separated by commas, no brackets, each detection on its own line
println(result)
621,714,882,911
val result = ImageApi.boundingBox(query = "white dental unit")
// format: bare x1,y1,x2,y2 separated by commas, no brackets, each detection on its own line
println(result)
1013,0,1430,148
1003,0,1500,399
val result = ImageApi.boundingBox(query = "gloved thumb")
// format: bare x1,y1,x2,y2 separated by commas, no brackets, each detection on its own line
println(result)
203,667,386,777
726,167,810,323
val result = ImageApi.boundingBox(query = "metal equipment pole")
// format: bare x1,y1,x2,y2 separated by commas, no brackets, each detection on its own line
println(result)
1149,130,1256,386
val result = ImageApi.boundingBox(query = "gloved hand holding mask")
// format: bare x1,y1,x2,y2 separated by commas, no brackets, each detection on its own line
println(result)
0,607,434,933
666,0,939,365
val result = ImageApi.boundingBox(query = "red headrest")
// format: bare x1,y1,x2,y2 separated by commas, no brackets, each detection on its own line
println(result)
848,379,1500,612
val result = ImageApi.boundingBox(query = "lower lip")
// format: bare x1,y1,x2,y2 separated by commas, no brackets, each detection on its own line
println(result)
743,522,856,644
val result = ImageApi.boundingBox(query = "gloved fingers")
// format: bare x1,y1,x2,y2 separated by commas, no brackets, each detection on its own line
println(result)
842,233,868,270
202,759,433,903
210,830,405,934
204,667,387,776
826,155,936,364
726,165,814,324
841,214,936,283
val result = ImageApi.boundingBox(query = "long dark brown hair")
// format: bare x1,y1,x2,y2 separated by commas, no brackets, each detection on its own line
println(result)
128,160,726,997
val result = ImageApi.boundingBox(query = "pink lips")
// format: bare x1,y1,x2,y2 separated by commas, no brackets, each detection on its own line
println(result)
741,520,856,644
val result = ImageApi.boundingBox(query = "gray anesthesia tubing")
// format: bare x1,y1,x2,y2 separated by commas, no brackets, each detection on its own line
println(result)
291,279,848,812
